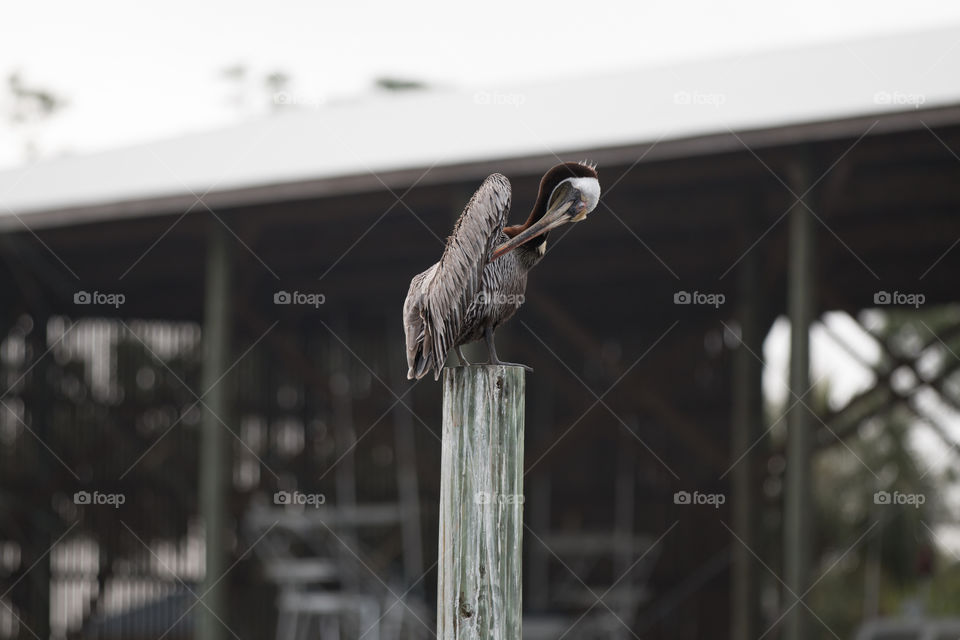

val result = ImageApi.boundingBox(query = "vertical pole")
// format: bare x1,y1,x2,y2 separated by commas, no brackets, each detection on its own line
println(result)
330,336,360,591
784,160,814,640
197,223,233,640
731,239,762,640
438,365,525,640
27,314,52,640
528,376,553,612
613,429,636,639
390,333,424,592
862,517,882,619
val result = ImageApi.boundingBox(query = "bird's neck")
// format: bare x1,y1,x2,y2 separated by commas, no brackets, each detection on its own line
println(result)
513,234,548,270
503,196,548,238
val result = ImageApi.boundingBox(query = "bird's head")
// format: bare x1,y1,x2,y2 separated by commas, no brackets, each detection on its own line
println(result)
492,161,600,260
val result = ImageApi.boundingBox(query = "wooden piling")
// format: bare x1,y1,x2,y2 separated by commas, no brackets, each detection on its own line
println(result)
437,365,525,640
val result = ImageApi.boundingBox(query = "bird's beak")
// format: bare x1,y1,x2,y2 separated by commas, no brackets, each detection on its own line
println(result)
491,187,582,261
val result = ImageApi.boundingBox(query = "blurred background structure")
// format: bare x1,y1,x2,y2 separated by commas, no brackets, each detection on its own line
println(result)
3,4,960,639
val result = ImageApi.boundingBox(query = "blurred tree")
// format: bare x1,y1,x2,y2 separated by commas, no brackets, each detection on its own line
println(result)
265,71,290,111
221,64,295,113
220,63,249,111
5,71,67,161
760,307,960,639
374,76,427,92
809,411,938,637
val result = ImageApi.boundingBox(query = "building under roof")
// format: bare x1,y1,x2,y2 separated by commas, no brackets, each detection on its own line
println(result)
2,25,960,640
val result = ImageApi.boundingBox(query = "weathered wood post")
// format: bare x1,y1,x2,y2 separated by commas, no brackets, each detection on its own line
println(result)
438,365,525,639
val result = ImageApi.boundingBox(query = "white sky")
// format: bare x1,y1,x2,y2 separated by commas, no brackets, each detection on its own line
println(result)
4,0,960,168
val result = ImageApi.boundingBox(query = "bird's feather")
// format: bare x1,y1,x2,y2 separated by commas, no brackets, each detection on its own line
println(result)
404,173,512,379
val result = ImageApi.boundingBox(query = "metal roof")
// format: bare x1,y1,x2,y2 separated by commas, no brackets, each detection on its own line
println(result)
2,25,960,229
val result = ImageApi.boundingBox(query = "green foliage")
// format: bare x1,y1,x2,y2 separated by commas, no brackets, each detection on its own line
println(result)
4,71,67,161
6,72,66,124
374,76,428,92
765,307,960,638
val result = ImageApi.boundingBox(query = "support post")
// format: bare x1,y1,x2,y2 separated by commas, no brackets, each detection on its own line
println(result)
26,314,51,640
390,332,424,593
731,240,762,640
528,376,554,612
197,223,233,640
784,161,815,640
438,365,525,640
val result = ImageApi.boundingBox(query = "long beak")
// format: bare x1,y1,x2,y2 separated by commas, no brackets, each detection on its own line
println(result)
491,198,574,261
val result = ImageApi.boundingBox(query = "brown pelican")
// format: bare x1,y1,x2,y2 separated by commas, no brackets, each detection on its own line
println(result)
404,161,601,380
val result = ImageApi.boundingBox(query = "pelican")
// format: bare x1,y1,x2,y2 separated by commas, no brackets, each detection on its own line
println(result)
403,161,601,380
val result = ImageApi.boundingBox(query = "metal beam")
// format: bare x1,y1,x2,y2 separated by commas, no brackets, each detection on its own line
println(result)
26,314,52,640
784,160,815,640
730,231,764,640
197,223,234,640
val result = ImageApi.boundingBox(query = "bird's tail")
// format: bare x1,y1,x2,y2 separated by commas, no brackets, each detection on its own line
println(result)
404,293,435,380
410,348,433,380
406,326,434,380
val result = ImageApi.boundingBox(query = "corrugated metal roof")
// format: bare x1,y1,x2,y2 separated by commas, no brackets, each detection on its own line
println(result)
2,25,959,225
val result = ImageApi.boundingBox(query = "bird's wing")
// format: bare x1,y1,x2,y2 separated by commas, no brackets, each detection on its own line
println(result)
420,173,511,378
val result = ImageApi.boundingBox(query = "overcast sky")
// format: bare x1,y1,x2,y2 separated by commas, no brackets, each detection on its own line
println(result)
4,0,960,168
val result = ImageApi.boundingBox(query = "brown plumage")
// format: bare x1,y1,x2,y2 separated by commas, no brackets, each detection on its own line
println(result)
404,161,600,380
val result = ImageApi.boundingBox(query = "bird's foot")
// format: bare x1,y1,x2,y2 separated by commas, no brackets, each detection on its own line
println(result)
487,359,533,373
456,347,471,367
483,326,531,372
